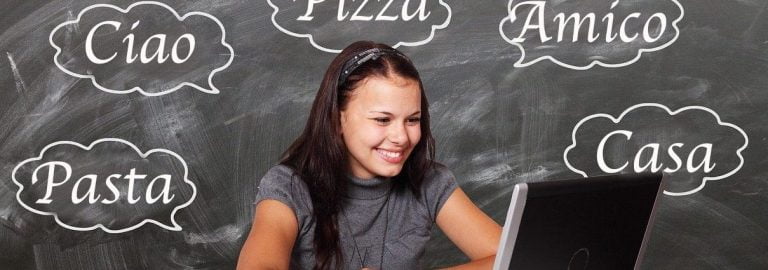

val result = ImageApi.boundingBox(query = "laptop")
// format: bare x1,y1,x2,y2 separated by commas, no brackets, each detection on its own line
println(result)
493,173,664,270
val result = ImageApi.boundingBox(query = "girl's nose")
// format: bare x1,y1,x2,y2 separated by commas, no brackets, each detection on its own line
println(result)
387,123,408,145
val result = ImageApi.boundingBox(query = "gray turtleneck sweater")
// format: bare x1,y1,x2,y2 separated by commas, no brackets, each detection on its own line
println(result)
253,163,459,269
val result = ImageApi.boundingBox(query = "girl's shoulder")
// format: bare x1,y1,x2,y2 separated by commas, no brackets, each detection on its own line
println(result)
424,161,455,180
254,164,313,215
259,164,308,190
419,162,460,222
422,161,459,191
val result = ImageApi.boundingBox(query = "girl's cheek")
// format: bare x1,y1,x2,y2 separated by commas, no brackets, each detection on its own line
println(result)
409,124,421,134
408,127,421,144
365,126,386,143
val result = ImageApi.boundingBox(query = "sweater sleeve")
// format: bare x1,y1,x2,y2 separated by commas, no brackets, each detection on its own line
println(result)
253,165,304,216
422,163,460,222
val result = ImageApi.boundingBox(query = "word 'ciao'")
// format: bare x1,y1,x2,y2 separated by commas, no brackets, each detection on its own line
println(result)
32,161,175,205
298,0,431,21
86,20,195,64
509,0,668,43
597,130,715,174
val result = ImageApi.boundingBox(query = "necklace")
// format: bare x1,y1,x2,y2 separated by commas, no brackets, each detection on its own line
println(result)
341,186,393,270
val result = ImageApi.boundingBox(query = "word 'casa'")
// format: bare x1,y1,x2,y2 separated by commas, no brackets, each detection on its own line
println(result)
298,0,432,22
31,161,176,205
597,130,716,174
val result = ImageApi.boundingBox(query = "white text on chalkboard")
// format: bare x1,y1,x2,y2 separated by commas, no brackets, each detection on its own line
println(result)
596,130,716,174
509,0,667,43
297,0,431,21
85,20,196,64
32,162,175,205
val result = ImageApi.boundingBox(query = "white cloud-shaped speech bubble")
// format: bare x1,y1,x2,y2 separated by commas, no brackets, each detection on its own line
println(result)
267,0,452,53
499,0,684,70
563,103,748,196
49,1,234,96
11,138,197,233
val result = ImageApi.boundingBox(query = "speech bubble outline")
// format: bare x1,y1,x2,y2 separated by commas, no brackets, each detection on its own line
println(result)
563,103,749,196
11,138,198,233
498,0,685,70
49,1,234,96
266,0,452,53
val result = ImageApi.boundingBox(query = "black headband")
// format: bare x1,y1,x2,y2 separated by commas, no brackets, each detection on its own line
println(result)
338,48,409,86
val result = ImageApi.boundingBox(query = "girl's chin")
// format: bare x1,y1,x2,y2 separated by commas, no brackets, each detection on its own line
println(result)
371,164,404,178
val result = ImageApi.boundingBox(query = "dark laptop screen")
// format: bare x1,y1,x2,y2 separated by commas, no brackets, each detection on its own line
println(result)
507,174,662,270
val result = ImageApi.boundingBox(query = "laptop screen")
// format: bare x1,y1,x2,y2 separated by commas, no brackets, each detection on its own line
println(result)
495,173,663,270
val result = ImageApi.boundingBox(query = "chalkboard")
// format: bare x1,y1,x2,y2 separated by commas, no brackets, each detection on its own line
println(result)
1,0,766,269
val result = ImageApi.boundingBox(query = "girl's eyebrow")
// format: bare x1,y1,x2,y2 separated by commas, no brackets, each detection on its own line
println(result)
368,111,422,116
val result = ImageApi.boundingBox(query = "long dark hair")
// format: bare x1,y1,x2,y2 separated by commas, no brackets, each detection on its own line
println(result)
279,41,435,269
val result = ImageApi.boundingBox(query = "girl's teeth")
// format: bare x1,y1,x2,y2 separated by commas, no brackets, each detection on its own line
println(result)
378,149,401,157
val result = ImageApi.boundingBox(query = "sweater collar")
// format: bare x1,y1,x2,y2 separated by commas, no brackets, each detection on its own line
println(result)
345,174,393,200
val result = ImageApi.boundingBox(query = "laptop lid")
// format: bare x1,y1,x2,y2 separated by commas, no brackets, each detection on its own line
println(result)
493,173,664,270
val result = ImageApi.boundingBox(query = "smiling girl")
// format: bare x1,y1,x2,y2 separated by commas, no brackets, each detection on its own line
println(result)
237,41,501,270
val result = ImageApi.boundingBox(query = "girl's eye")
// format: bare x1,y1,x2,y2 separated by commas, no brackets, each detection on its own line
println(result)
408,117,421,123
374,118,390,123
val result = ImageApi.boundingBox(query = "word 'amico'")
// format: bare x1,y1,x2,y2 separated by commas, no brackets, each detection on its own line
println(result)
500,0,684,69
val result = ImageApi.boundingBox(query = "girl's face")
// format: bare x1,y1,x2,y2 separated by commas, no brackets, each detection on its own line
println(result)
340,75,422,179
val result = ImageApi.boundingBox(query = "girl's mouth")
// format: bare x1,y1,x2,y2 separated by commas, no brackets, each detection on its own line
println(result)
376,148,404,163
